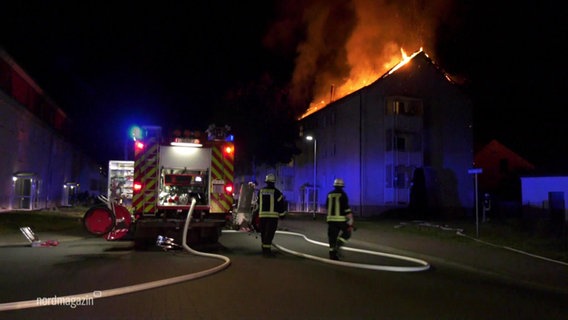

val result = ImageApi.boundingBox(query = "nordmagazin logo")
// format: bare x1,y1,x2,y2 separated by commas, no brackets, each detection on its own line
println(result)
36,291,100,308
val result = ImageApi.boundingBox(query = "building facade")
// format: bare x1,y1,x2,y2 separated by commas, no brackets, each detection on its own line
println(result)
0,48,104,211
291,51,474,218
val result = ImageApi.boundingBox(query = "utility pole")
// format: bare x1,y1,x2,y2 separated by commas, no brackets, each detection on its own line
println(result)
468,168,483,238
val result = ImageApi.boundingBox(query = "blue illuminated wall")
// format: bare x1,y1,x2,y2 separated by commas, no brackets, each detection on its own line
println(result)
521,177,568,209
0,49,104,210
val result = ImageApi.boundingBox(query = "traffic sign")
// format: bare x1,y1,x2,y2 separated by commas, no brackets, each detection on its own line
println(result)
468,168,483,174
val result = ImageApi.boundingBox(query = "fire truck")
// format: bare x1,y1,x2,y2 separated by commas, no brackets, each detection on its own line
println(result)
83,124,236,249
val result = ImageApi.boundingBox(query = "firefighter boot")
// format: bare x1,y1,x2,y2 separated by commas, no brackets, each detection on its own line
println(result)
262,246,276,258
329,250,339,261
336,237,347,258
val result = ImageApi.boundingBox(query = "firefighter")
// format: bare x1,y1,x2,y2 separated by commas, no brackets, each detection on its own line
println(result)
254,173,286,257
326,178,354,260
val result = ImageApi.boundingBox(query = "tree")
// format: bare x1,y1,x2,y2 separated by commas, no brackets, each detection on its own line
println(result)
215,73,301,175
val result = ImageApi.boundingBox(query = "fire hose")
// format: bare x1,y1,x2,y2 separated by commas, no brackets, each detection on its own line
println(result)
272,230,430,272
0,204,429,311
0,199,231,311
221,229,430,272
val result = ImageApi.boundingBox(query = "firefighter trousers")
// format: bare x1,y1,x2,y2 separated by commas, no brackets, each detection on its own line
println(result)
259,217,278,252
328,221,352,255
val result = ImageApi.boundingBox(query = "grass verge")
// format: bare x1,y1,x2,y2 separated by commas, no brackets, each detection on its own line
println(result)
0,207,86,235
374,218,568,263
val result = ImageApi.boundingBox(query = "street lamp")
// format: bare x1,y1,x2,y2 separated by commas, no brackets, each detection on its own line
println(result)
306,135,317,219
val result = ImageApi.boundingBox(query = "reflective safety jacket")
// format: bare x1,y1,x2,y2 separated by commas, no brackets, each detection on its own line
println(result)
326,188,352,222
258,186,285,218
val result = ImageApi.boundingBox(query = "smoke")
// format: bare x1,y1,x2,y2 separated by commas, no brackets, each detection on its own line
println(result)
264,0,455,113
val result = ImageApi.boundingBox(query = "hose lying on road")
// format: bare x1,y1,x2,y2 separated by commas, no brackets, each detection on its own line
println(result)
222,229,430,272
0,199,231,312
272,230,430,272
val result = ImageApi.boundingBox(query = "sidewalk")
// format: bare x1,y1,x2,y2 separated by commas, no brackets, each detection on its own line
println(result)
279,212,568,294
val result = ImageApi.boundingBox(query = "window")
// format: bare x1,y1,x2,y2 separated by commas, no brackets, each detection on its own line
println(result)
386,97,423,116
386,164,414,189
386,130,421,152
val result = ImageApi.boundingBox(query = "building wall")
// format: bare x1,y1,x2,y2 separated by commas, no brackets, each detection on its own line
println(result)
294,52,474,217
0,49,104,211
1,90,68,209
521,176,568,225
521,176,568,210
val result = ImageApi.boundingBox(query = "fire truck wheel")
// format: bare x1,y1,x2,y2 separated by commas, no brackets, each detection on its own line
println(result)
83,206,116,235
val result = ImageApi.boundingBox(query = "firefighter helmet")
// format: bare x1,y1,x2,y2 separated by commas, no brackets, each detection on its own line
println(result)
333,178,345,187
265,173,276,183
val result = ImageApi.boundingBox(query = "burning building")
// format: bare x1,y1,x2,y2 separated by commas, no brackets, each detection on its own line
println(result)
289,49,474,218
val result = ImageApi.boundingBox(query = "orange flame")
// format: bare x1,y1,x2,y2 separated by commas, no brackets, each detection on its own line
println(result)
299,47,423,119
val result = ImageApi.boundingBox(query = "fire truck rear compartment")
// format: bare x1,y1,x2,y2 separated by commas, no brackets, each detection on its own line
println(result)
132,218,226,250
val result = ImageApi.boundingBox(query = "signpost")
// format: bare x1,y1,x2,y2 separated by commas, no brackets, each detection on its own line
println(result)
468,168,483,237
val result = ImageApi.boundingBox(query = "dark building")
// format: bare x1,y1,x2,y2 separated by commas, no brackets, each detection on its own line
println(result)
0,48,104,211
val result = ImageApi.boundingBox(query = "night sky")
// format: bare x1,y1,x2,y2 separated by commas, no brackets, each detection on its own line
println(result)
1,1,566,173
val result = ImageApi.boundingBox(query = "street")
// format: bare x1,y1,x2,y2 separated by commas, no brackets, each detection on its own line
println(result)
0,215,566,320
